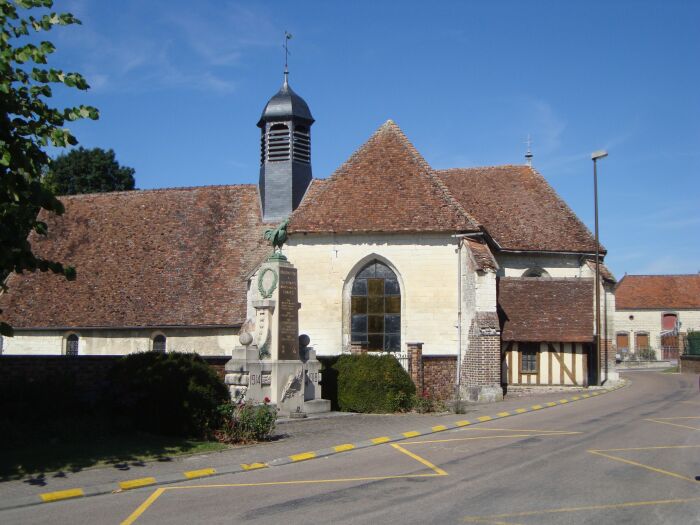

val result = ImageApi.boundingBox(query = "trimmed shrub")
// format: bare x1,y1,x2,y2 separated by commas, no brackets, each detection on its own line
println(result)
107,352,229,438
334,354,416,413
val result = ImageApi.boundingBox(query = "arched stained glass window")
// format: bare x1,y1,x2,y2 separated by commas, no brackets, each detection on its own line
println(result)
351,261,401,352
66,334,79,356
153,334,166,353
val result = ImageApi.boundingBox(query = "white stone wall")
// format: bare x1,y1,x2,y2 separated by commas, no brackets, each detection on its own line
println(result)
496,253,583,278
614,308,700,357
284,233,461,356
1,327,238,356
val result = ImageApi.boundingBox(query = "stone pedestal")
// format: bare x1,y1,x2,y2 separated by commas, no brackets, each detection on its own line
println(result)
225,256,329,416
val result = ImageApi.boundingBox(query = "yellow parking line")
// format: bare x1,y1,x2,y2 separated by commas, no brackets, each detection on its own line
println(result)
289,452,316,462
391,444,448,476
582,394,590,398
497,411,510,417
40,488,85,502
371,436,391,444
645,419,700,431
403,431,580,446
531,404,543,410
477,416,492,422
558,399,569,404
402,431,421,438
119,477,157,490
588,450,700,484
546,402,557,407
514,408,527,413
120,488,165,525
571,396,580,400
184,468,216,479
593,444,700,453
455,420,471,426
334,443,356,452
431,425,448,432
464,496,700,523
241,462,267,471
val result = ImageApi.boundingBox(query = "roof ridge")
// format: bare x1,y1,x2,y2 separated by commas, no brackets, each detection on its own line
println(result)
57,184,257,199
436,164,529,172
620,273,700,278
383,120,481,230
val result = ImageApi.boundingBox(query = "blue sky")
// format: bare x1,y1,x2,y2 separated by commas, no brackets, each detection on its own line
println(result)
44,0,699,278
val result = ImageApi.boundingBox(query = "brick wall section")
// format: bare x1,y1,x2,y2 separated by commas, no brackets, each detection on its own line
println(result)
407,342,424,393
423,356,456,400
0,355,230,394
461,317,502,389
680,355,700,374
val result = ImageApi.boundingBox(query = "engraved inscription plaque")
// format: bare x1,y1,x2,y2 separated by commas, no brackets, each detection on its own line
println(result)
277,265,299,360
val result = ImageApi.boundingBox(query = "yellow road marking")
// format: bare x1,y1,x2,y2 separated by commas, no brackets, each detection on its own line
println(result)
582,394,590,398
463,496,700,523
333,444,355,452
592,444,700,453
497,412,510,417
654,416,700,419
391,443,448,475
241,462,267,471
477,416,492,422
403,431,421,437
571,396,580,400
464,427,580,434
371,436,391,444
40,488,85,502
184,468,216,479
546,402,557,407
558,399,568,403
514,408,527,413
119,477,157,490
289,452,316,462
455,420,471,426
588,449,700,484
645,418,700,431
120,488,165,525
403,431,581,445
531,404,543,410
431,425,448,432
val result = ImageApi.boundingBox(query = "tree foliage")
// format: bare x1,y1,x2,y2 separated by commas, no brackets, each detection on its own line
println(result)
0,0,99,335
46,147,135,195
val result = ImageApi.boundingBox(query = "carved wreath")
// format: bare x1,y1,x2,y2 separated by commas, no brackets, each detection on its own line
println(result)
257,267,278,299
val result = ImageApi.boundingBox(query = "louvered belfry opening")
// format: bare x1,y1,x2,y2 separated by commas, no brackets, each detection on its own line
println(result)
265,123,291,163
292,124,310,164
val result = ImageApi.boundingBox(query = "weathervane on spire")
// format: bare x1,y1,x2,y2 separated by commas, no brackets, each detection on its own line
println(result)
524,134,533,167
283,31,292,83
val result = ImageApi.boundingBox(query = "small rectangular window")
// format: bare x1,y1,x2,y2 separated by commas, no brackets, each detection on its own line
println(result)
520,343,538,374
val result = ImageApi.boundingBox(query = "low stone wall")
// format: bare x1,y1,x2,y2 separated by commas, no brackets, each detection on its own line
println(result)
0,355,230,397
680,355,700,374
422,355,457,400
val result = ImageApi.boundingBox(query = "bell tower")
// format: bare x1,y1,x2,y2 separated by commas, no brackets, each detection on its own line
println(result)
257,68,314,222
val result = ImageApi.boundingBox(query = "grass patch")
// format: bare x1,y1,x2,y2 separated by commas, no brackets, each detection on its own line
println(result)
662,365,679,373
1,426,229,481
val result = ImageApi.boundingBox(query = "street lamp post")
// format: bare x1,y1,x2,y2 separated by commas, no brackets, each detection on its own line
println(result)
591,150,608,385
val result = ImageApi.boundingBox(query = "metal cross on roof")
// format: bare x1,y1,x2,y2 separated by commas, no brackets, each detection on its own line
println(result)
524,134,534,166
283,31,292,80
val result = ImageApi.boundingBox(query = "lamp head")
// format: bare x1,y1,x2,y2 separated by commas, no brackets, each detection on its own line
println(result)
591,150,608,161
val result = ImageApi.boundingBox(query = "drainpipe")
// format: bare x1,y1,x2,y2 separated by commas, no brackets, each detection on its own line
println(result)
451,232,482,401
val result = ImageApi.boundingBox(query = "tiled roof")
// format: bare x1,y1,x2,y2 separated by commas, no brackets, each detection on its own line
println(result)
465,238,498,271
585,260,616,283
615,274,700,310
498,278,594,342
0,186,271,329
438,166,601,253
289,120,480,234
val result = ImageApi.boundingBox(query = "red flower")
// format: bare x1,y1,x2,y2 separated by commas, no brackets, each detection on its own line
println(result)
263,396,271,404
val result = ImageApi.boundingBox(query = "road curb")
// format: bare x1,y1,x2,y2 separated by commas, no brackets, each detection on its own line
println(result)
0,380,628,512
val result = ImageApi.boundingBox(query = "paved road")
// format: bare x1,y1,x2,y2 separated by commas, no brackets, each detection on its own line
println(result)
3,371,699,524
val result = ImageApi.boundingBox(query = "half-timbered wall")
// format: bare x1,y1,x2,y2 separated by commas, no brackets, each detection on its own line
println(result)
502,342,589,386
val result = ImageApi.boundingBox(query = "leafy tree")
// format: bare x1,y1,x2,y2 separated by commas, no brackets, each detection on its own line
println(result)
1,0,99,335
46,147,135,195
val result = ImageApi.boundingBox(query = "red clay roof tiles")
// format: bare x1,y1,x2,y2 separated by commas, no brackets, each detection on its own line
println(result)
438,166,601,254
289,120,480,234
615,274,700,309
0,185,271,329
498,277,594,342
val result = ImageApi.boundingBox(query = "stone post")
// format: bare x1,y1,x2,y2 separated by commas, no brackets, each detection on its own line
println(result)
407,342,424,394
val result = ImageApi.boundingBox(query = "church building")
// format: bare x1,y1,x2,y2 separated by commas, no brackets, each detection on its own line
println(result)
0,72,617,401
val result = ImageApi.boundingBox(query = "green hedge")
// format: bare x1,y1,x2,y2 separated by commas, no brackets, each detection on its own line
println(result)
108,352,229,438
334,354,415,413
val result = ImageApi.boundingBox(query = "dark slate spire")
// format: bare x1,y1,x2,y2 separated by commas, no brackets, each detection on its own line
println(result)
257,72,314,221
